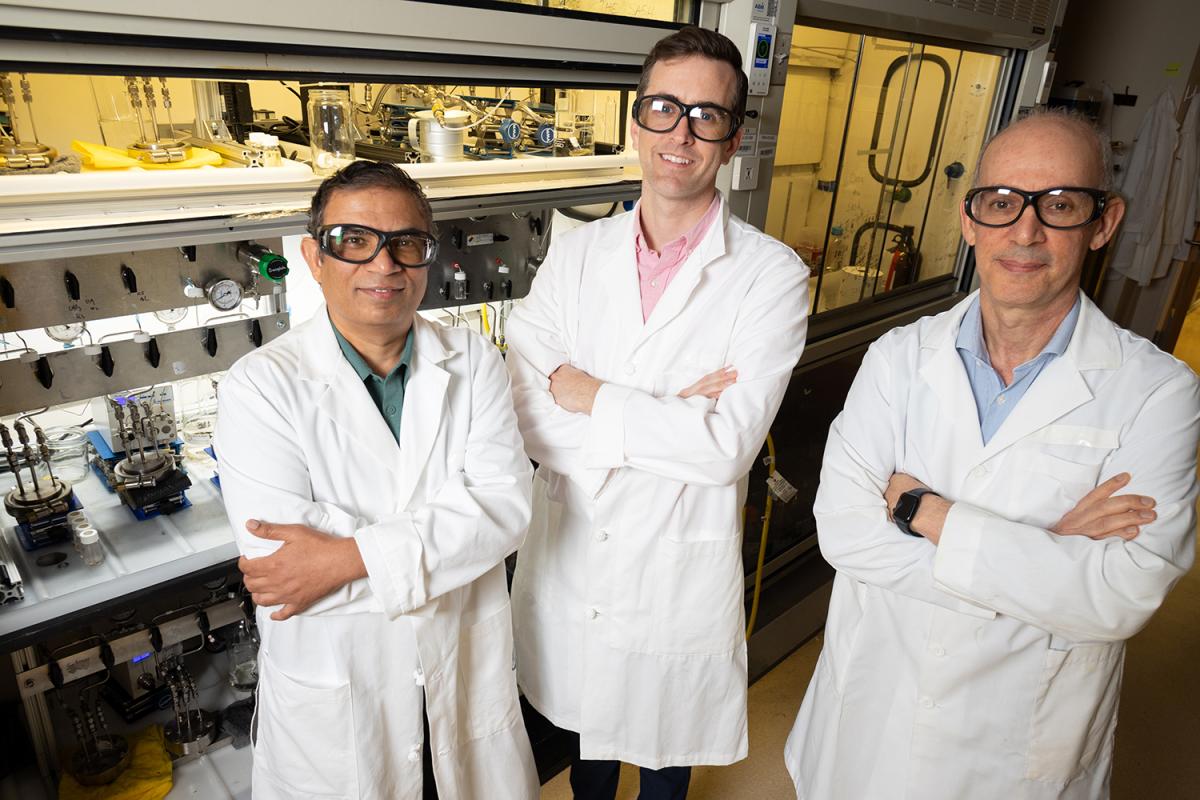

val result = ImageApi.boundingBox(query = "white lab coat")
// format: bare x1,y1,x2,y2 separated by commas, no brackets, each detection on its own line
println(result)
785,291,1200,799
506,196,809,768
1167,95,1199,262
215,311,538,800
1109,90,1179,286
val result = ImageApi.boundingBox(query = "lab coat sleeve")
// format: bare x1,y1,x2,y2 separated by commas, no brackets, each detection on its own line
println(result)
813,337,997,617
505,236,592,477
215,361,382,616
933,369,1200,641
581,252,809,487
352,339,534,618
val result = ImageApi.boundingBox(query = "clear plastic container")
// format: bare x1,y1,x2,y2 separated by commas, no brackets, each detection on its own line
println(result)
228,621,259,691
78,528,104,566
306,88,355,176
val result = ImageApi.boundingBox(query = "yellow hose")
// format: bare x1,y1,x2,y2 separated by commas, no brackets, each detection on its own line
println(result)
746,432,775,639
480,303,491,336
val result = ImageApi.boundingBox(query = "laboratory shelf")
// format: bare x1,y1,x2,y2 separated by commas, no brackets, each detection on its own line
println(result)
0,460,239,650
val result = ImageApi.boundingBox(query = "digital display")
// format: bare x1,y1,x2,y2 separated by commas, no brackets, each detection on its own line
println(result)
132,651,151,663
754,33,771,69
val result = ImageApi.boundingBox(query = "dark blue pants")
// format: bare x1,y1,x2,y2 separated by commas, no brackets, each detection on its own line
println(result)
569,757,692,800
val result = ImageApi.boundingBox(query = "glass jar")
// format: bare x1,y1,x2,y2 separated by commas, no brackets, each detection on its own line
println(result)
306,88,355,176
44,426,90,485
78,528,104,566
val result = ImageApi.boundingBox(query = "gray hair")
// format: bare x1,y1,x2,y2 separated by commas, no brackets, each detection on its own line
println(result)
972,107,1114,192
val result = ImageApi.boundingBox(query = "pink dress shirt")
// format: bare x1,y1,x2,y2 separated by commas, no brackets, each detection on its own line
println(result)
633,194,722,321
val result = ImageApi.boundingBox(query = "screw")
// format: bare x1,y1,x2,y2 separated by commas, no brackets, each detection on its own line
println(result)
275,320,285,329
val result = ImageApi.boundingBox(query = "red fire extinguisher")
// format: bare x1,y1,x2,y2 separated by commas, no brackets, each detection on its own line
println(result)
885,234,912,291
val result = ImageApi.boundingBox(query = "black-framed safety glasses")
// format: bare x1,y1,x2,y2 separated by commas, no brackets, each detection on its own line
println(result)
632,95,741,142
964,186,1110,230
315,224,439,268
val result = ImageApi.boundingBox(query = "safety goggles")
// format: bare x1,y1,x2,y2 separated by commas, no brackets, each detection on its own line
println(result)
963,186,1109,230
632,95,740,142
315,224,439,267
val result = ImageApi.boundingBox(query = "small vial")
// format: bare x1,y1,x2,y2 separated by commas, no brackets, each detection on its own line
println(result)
78,529,104,567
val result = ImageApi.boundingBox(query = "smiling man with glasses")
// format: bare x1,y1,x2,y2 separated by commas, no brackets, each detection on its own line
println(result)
214,161,537,800
505,26,809,800
785,110,1199,799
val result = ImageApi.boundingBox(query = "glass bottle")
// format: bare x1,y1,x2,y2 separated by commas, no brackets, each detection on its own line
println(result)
306,88,355,176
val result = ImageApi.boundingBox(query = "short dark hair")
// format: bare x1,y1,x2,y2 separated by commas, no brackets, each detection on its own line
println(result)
307,160,435,235
636,26,749,126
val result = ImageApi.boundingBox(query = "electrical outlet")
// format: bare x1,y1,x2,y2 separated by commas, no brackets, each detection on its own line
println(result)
732,156,759,191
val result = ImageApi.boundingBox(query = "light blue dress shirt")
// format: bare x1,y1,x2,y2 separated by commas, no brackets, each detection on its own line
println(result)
955,295,1081,444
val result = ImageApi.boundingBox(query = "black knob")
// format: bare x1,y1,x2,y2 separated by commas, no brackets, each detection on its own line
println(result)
249,319,263,347
0,276,13,309
98,346,115,377
204,327,218,357
64,270,80,301
120,265,138,294
145,337,161,368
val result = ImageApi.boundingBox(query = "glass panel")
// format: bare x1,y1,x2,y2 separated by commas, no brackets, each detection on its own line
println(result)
430,0,695,24
765,25,1004,316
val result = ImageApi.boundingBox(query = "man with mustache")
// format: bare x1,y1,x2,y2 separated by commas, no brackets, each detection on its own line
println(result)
215,161,537,799
785,110,1199,799
505,25,809,800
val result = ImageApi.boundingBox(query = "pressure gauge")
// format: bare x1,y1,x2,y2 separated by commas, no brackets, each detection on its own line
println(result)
205,279,243,311
154,307,189,326
45,322,86,344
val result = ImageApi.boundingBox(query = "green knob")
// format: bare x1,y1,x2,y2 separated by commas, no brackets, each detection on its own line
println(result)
257,252,289,282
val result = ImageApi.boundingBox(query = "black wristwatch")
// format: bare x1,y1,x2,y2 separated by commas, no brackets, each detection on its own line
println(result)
893,488,938,537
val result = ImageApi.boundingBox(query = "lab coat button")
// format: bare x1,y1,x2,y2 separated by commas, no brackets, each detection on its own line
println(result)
932,646,946,657
589,608,599,619
596,530,609,542
920,696,934,709
413,668,425,686
386,405,397,415
624,363,636,375
408,746,421,763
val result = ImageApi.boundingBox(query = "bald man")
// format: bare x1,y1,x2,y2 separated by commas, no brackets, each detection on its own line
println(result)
785,110,1200,799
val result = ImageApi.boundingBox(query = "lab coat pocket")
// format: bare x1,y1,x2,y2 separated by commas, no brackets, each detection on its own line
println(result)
1024,641,1124,785
457,602,522,741
657,349,726,397
255,655,358,799
651,535,743,655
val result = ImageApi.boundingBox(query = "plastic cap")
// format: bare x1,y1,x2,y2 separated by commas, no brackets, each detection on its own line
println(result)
78,529,99,544
831,226,844,236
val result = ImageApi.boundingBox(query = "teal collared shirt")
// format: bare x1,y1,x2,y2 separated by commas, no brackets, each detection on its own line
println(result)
955,295,1080,445
332,322,414,445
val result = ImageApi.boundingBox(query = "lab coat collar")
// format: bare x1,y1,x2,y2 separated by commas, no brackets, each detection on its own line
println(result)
631,192,731,345
298,309,453,508
919,289,1121,465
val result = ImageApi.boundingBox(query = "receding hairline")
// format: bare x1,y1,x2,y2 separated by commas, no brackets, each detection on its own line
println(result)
974,109,1113,191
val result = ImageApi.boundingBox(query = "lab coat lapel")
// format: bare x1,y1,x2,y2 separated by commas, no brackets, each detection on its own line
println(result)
301,311,404,478
980,295,1119,461
918,299,985,465
395,316,452,510
591,211,644,362
635,196,731,346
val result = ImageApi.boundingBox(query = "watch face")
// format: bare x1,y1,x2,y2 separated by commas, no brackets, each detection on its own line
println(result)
45,322,86,343
895,491,922,524
154,306,190,326
206,279,243,311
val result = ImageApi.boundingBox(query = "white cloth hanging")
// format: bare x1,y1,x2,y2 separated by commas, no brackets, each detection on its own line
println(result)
1108,90,1179,286
1168,93,1200,262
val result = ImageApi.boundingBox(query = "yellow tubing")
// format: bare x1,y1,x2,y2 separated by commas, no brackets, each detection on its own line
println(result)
481,303,491,336
746,432,776,639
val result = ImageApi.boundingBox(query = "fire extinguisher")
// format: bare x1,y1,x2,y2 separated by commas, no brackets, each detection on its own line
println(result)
885,234,912,291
